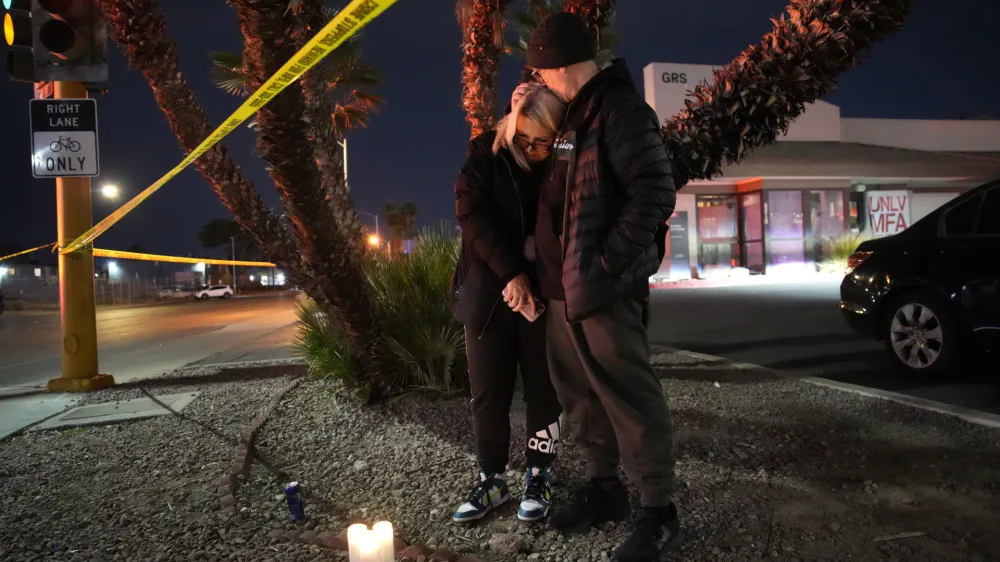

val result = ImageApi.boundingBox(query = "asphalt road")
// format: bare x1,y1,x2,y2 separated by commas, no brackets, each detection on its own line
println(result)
0,294,299,390
648,277,1000,415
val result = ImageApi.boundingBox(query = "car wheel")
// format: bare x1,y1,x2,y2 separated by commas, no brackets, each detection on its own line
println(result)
883,291,957,374
199,294,209,301
222,293,232,299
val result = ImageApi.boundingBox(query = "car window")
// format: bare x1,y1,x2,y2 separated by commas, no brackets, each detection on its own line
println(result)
977,188,1000,235
943,194,982,236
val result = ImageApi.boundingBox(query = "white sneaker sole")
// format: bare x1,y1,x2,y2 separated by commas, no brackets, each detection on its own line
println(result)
452,493,511,523
517,506,550,522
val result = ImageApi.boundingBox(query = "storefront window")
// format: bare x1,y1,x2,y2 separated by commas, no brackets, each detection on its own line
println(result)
697,196,738,240
806,190,847,261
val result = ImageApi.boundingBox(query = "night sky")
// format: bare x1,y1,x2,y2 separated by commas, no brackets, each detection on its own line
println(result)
1,0,996,258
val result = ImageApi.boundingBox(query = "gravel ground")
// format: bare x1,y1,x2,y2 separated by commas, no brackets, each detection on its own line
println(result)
2,353,998,562
0,369,298,562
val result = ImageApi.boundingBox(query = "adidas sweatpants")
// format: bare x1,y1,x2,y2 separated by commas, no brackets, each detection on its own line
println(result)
466,304,563,475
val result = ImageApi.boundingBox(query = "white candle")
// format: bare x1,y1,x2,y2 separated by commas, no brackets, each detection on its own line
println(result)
347,522,395,562
373,521,395,562
347,523,370,562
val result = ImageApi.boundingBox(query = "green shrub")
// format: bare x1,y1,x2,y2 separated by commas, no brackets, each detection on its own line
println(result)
818,232,870,273
294,224,467,399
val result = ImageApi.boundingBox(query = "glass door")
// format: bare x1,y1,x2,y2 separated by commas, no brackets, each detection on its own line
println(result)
695,195,739,277
738,192,765,274
765,191,807,270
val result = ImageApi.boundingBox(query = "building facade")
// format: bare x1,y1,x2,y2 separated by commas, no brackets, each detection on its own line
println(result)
644,62,1000,278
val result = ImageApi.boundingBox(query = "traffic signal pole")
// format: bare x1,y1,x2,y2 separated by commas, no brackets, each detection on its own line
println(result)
46,80,112,393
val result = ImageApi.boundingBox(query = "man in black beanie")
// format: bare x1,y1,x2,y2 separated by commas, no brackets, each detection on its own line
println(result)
526,11,682,561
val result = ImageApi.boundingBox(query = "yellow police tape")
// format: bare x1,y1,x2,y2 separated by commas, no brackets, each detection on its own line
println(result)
60,0,399,255
0,243,57,263
92,248,276,268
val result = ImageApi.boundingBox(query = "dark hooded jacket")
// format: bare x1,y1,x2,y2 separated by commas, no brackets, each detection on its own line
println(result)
546,59,676,322
449,129,543,337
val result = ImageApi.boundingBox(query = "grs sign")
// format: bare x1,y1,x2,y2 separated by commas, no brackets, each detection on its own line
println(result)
661,72,688,84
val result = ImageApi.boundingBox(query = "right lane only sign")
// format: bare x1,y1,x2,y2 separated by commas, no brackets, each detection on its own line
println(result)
29,98,100,178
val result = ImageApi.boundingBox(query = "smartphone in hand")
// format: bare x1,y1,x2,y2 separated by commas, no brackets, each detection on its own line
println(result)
502,287,546,322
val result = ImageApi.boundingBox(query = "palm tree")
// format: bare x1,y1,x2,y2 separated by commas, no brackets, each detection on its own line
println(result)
227,0,387,387
384,201,418,251
457,0,510,139
99,0,389,392
98,0,302,277
209,2,381,265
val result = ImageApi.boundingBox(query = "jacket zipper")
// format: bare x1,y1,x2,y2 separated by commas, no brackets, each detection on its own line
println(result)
479,154,526,340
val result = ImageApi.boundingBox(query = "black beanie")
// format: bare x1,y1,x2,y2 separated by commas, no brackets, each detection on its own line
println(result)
526,12,597,70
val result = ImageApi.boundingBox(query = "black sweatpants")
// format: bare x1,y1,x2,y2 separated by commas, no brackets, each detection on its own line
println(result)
466,304,563,475
547,297,676,507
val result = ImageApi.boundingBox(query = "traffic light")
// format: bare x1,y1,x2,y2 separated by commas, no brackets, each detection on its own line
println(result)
3,0,108,84
3,0,34,82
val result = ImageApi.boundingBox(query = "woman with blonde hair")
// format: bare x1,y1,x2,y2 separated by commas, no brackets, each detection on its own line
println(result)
448,82,566,523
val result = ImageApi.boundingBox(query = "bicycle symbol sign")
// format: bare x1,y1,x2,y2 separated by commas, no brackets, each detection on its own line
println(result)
29,98,100,178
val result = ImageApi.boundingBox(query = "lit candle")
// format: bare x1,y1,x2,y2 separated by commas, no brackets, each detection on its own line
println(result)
347,522,395,562
373,521,395,562
347,524,370,562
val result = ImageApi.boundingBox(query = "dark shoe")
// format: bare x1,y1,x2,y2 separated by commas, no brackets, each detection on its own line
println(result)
452,472,510,523
549,479,630,533
613,504,683,562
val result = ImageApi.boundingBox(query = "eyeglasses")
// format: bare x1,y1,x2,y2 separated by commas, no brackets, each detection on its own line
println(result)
530,68,543,83
514,134,553,153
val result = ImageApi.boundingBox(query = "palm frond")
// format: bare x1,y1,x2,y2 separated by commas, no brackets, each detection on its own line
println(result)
662,0,912,187
209,51,250,96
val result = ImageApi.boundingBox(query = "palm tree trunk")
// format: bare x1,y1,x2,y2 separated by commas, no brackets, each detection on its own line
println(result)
99,0,302,279
297,0,369,267
228,0,387,390
457,0,509,138
663,0,911,187
563,0,615,48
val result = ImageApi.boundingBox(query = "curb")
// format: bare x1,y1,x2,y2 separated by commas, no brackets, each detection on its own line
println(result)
652,345,1000,430
0,387,47,401
217,376,305,511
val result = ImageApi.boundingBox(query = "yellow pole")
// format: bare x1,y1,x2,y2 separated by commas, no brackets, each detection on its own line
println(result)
46,81,114,393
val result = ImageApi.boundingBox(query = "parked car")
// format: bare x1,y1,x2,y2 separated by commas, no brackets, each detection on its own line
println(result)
157,286,190,299
840,178,1000,374
193,285,234,300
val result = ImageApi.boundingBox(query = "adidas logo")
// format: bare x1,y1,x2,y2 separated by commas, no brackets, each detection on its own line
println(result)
527,421,560,454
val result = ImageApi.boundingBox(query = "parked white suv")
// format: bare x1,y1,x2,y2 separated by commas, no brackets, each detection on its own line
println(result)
193,285,234,300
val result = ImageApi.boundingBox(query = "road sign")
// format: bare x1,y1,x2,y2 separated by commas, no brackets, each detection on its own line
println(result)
29,98,99,178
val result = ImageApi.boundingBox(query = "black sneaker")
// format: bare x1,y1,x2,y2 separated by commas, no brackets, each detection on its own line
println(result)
613,504,683,562
549,479,630,533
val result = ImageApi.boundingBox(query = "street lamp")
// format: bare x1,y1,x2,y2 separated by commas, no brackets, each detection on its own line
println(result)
357,211,379,239
100,184,119,200
107,261,119,277
336,138,348,189
368,234,380,247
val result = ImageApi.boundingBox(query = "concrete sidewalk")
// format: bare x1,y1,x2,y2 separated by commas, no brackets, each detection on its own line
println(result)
0,312,296,440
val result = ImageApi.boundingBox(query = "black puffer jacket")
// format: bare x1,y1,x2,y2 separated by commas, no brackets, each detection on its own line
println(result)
560,60,676,322
449,130,533,337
